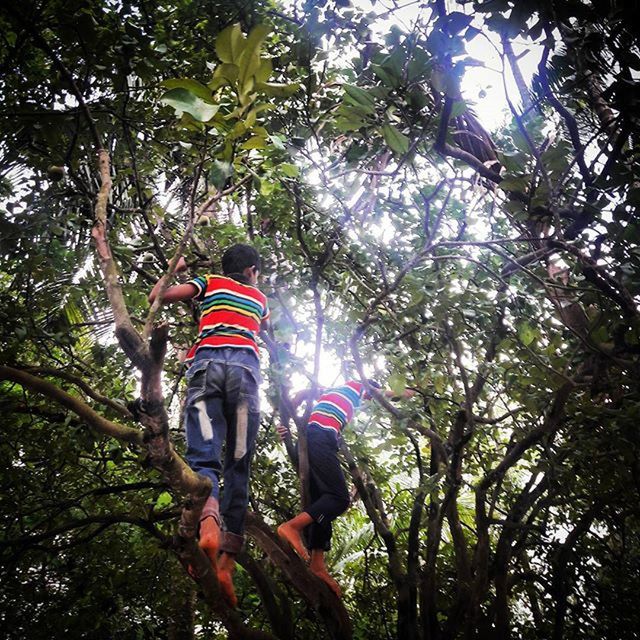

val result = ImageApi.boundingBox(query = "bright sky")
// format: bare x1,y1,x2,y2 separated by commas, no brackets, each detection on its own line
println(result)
342,0,540,130
287,1,543,392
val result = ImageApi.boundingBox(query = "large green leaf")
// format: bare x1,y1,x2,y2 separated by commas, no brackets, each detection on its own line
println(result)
161,78,212,102
381,124,410,154
210,63,239,89
160,88,219,122
255,57,273,84
499,175,530,191
209,160,234,189
237,24,271,89
344,84,377,113
256,81,300,97
215,23,244,63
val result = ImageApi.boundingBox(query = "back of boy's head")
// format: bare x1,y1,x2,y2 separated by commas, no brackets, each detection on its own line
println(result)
221,244,261,278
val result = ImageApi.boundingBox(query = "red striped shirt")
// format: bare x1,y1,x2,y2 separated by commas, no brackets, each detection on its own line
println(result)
185,274,269,362
308,381,365,434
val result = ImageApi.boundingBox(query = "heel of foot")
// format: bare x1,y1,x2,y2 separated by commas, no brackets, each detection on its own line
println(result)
277,524,310,562
311,568,342,598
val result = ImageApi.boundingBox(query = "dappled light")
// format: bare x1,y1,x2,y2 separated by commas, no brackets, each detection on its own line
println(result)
1,1,639,639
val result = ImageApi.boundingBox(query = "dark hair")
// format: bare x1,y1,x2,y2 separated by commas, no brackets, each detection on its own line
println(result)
221,244,261,282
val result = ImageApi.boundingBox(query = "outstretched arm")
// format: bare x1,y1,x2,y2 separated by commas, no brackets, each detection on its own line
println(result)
148,257,198,305
383,388,416,400
291,388,319,409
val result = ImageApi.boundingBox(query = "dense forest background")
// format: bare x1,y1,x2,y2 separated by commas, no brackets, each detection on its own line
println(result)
1,0,639,638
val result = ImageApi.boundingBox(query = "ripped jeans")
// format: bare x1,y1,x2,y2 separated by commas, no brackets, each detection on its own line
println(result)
184,347,260,538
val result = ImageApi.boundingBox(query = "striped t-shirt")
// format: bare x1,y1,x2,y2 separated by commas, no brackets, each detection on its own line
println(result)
308,381,365,434
185,274,269,362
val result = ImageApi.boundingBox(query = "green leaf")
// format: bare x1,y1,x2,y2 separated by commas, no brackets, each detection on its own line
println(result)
433,377,445,395
517,322,537,346
499,175,529,191
269,134,285,151
407,58,432,82
260,179,276,196
240,136,267,150
388,373,406,396
245,107,258,129
372,64,400,88
211,63,239,89
228,121,247,140
239,84,257,108
209,160,234,189
590,326,609,343
511,127,530,153
344,84,376,112
244,103,274,128
496,151,526,173
336,113,365,132
381,124,410,155
280,163,299,178
256,82,301,97
255,57,272,84
160,88,219,122
161,78,213,102
155,491,173,510
216,23,244,63
237,24,271,88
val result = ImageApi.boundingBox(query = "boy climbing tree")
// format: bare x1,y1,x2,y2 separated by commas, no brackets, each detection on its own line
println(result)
148,244,269,607
277,379,415,597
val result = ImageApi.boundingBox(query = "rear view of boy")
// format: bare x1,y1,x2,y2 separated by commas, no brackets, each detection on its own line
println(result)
277,379,414,598
148,244,269,606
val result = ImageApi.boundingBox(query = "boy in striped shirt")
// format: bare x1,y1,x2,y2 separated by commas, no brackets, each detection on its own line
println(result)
148,244,269,606
277,379,414,597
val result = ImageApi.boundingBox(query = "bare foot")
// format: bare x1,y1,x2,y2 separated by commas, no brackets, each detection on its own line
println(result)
216,567,238,608
277,523,310,563
217,553,238,608
199,516,220,570
311,567,342,598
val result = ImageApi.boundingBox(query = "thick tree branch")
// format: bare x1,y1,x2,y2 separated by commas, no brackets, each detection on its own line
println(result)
24,366,132,418
0,366,142,443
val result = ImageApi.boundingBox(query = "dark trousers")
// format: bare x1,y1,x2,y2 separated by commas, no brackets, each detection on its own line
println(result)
304,424,351,551
184,348,260,538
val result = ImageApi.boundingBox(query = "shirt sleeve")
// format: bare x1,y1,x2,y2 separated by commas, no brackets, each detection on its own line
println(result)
261,297,271,323
348,380,364,396
187,275,208,302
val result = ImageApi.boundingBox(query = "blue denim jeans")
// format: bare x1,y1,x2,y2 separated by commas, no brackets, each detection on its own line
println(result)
184,347,260,537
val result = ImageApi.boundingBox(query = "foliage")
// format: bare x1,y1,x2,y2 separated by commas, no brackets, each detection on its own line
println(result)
1,1,639,639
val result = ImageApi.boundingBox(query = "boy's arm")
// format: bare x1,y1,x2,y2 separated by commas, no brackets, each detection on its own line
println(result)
260,296,271,332
383,388,416,400
276,423,299,469
291,387,324,409
148,257,198,305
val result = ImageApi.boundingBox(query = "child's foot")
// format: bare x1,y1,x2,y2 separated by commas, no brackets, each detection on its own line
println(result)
277,523,310,563
199,516,220,570
216,567,238,608
310,567,342,598
217,553,238,608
